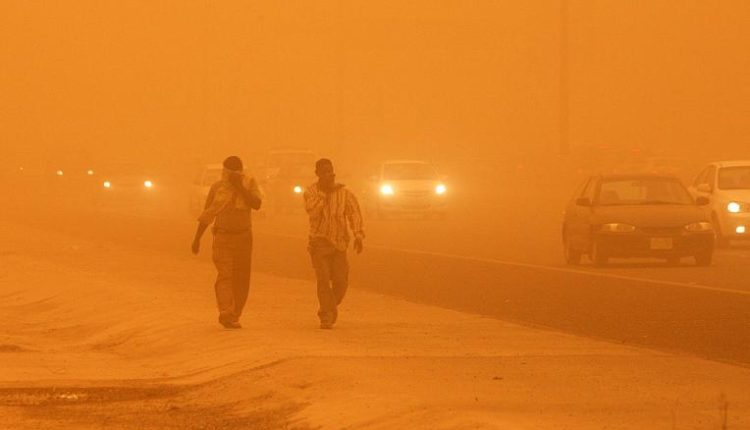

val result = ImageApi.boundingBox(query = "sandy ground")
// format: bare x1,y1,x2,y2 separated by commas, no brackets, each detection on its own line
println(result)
1,219,749,429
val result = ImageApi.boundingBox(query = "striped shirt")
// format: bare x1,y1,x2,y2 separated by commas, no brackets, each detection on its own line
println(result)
303,182,365,251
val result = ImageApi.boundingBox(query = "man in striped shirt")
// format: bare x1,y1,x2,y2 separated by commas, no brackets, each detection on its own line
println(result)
303,158,365,329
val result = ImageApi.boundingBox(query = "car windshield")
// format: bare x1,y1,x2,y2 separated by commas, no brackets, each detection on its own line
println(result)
597,178,694,206
718,166,750,190
383,163,437,180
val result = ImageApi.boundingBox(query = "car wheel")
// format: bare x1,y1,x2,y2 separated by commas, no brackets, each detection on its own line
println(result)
695,249,713,266
563,238,582,265
590,242,608,267
712,213,730,248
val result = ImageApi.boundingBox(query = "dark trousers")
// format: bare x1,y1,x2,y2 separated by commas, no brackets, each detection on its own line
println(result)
309,238,349,323
212,231,253,323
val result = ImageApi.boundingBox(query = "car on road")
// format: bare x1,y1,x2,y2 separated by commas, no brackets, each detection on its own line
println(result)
95,163,161,204
363,160,448,219
260,149,316,214
562,174,714,266
264,163,309,214
689,161,750,248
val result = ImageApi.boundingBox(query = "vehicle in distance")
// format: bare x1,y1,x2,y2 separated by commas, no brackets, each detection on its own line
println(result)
95,163,160,203
562,174,714,266
364,160,448,219
265,163,309,214
689,160,750,248
190,164,223,216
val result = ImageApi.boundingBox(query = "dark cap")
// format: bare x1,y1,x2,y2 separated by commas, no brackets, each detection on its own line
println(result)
223,156,243,172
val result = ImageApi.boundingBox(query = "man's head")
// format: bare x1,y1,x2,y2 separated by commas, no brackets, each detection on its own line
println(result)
315,158,335,188
223,156,243,173
315,158,334,178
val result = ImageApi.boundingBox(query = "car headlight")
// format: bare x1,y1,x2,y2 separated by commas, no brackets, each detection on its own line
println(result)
600,223,636,233
56,170,64,176
87,170,94,176
727,201,750,213
144,180,154,189
684,222,713,232
293,185,303,194
435,184,447,195
103,181,112,189
380,184,394,196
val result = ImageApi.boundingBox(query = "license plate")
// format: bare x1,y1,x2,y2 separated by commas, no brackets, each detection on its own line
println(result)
650,237,673,250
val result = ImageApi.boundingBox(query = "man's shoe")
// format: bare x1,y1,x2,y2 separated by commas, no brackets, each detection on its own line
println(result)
319,322,333,330
221,320,242,329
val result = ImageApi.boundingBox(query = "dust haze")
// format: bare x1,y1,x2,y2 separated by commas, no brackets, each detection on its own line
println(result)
1,1,749,429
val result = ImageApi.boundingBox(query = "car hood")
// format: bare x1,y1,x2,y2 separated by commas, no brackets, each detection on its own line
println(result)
593,205,708,228
384,179,439,191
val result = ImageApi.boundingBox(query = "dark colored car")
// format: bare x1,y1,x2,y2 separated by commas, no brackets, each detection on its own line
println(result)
94,163,162,205
264,163,309,214
562,174,714,266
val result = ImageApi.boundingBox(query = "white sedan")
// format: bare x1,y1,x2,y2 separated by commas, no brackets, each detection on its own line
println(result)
689,160,750,247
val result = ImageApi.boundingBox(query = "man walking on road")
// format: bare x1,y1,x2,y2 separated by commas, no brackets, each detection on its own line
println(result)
192,156,262,329
303,158,365,329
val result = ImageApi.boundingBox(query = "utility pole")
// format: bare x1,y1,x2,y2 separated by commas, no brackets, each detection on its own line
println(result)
559,0,570,156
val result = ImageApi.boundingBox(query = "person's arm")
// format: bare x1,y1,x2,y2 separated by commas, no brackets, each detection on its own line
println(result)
191,222,209,254
345,190,365,253
303,184,327,216
231,175,262,210
192,183,219,254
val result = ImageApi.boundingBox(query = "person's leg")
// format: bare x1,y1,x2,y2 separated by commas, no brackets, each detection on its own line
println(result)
231,233,253,321
330,250,350,324
212,234,236,325
309,239,335,324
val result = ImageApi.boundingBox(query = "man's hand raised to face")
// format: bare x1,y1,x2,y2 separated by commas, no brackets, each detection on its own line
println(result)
229,172,244,190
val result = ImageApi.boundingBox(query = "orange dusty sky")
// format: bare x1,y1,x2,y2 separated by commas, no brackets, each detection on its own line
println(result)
1,1,748,167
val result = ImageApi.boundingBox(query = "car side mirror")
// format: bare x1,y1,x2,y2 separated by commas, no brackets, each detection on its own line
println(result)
576,197,592,207
696,183,712,193
695,196,710,206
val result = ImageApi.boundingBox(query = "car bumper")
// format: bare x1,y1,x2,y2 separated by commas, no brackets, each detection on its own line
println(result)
593,231,714,258
717,212,750,239
378,197,447,213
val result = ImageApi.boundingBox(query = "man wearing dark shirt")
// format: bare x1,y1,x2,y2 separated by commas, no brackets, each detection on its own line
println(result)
192,156,262,329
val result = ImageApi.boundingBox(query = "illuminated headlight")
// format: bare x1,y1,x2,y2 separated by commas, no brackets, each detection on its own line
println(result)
737,226,747,234
56,170,64,176
727,202,749,213
103,181,112,189
380,184,394,196
684,222,713,232
144,180,154,189
600,223,636,233
293,185,303,194
87,170,94,176
435,184,447,195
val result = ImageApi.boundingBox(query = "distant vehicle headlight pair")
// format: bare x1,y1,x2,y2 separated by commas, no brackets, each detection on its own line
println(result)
102,180,154,189
378,183,447,196
727,201,750,213
600,222,713,233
